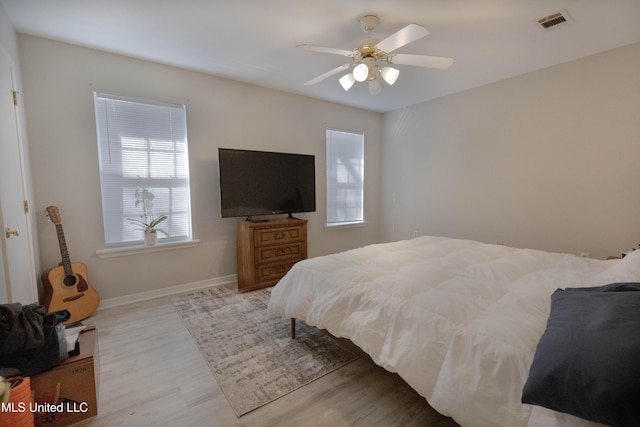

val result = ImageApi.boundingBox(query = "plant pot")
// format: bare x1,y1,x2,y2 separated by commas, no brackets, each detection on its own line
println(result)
144,230,158,246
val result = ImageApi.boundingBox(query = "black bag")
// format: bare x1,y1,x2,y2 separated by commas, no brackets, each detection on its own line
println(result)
0,303,70,377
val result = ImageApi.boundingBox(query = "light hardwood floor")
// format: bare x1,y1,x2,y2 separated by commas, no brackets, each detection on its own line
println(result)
74,288,459,427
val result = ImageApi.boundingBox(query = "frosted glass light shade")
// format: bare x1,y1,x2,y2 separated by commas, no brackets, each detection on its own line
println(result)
368,77,383,95
339,73,356,91
353,63,369,82
380,67,400,85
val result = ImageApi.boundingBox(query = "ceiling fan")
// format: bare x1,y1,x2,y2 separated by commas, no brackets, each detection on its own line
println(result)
299,15,453,95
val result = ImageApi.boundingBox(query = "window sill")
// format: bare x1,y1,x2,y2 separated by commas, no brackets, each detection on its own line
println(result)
324,221,368,231
96,239,200,259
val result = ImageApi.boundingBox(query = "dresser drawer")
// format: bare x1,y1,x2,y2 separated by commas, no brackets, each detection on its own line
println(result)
254,226,303,246
256,261,299,283
255,242,304,264
237,218,307,292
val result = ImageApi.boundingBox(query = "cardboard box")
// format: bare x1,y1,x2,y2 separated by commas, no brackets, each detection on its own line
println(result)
30,328,99,426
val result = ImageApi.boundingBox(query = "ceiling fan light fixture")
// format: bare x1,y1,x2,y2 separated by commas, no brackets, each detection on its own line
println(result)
300,16,453,96
368,76,383,95
380,67,400,85
353,63,369,82
339,73,356,91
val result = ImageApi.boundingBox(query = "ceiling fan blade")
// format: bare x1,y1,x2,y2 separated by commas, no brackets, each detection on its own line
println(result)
304,64,352,86
375,23,430,54
390,54,453,69
297,44,354,57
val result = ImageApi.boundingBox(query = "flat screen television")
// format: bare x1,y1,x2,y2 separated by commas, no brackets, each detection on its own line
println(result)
218,148,316,219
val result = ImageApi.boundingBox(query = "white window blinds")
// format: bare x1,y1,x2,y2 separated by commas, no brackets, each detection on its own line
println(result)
326,129,364,226
94,93,192,246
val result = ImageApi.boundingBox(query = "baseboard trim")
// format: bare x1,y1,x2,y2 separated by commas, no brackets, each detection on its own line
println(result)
97,274,238,310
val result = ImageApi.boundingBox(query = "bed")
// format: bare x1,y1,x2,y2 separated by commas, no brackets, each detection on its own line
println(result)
267,235,640,427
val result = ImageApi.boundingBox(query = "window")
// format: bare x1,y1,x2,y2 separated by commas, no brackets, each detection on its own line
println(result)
94,93,192,246
326,129,364,226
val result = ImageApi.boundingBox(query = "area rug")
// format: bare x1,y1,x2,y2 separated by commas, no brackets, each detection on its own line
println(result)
172,284,357,417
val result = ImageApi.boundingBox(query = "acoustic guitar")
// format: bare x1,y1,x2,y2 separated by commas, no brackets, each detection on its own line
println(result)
42,206,100,324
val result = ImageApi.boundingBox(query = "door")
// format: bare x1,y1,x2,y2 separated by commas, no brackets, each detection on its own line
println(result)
0,47,37,304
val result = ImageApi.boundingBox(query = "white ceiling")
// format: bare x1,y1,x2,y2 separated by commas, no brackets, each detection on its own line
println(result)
2,0,640,112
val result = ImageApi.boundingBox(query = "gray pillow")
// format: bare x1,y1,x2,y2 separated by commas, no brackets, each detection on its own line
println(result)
522,282,640,427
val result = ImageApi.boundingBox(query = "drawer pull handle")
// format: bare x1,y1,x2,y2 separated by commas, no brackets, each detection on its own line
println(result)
276,250,285,256
275,232,285,239
277,266,287,273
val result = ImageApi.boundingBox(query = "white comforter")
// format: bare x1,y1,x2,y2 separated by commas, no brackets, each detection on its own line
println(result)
267,236,640,427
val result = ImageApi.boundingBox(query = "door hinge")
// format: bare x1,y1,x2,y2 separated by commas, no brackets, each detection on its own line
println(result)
12,90,18,106
23,200,29,214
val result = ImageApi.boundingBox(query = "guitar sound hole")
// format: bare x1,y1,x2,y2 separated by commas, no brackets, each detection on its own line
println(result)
63,275,78,287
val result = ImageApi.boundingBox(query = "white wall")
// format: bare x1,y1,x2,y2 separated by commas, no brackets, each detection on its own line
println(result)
0,4,18,61
18,34,382,301
382,42,640,259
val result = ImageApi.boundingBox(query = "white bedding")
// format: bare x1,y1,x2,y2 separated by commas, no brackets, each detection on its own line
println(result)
267,236,640,427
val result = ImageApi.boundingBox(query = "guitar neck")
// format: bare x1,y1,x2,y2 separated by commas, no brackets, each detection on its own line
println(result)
55,223,73,277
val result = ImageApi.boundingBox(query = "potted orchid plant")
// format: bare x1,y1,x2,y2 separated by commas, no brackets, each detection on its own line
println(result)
130,188,168,245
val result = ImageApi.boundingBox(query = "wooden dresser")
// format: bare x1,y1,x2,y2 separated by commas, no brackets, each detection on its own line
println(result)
236,218,308,292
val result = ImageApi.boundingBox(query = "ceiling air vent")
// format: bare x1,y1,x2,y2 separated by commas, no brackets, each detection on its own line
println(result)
538,10,573,30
